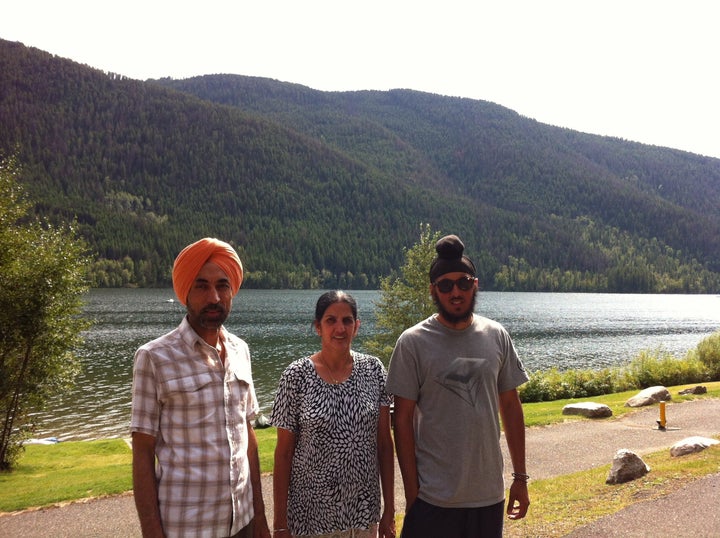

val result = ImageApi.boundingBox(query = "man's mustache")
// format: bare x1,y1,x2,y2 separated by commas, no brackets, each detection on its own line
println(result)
202,305,226,314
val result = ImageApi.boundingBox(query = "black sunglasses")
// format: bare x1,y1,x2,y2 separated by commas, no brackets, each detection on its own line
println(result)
433,276,475,293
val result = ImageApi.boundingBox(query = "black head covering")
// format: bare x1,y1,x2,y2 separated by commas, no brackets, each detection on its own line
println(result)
429,234,477,282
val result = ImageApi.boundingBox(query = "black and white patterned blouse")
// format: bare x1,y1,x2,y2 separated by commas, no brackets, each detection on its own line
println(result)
270,351,392,536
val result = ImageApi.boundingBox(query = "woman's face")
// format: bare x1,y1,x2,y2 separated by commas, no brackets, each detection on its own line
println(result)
315,301,360,353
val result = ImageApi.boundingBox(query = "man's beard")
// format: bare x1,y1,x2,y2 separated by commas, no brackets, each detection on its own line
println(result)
433,290,477,325
192,304,228,330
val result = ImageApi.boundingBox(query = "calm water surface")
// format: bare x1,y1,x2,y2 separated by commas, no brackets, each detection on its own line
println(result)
30,290,720,441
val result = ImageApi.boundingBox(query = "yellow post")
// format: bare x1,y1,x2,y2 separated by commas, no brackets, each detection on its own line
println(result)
659,401,667,429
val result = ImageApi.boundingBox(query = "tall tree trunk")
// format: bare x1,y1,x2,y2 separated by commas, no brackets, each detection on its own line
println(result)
0,339,33,470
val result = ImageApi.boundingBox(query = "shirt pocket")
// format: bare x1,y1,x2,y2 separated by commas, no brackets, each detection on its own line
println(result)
228,371,251,420
160,372,219,425
162,371,215,394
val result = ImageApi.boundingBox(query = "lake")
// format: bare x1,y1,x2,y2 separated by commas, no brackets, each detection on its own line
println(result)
29,289,720,441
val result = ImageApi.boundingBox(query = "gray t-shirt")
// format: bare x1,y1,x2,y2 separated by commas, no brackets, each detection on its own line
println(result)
386,314,528,508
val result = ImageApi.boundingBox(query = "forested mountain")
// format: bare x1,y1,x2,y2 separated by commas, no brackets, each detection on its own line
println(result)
2,38,720,292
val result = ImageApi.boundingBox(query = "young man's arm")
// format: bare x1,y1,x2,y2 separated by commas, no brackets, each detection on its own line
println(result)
132,432,165,537
499,388,530,520
392,396,420,509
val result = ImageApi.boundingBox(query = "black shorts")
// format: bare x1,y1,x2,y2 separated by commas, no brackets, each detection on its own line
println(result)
400,498,504,538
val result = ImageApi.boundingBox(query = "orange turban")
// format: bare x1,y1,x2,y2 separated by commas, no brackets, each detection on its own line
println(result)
172,238,244,305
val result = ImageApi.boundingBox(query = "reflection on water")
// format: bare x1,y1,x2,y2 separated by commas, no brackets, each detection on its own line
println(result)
29,290,720,441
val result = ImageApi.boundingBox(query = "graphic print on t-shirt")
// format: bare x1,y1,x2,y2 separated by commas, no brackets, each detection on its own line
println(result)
433,356,492,411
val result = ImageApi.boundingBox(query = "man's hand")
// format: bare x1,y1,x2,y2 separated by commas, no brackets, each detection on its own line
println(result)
506,479,530,520
253,512,271,538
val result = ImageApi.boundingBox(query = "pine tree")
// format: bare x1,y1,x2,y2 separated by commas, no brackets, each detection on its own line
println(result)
365,224,442,362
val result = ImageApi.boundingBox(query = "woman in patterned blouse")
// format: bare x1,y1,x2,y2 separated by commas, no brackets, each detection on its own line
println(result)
271,291,395,538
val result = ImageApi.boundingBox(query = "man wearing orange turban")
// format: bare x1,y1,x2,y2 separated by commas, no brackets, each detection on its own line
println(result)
172,237,244,306
131,238,270,538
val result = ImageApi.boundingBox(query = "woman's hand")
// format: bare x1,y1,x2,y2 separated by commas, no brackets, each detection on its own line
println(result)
379,508,396,538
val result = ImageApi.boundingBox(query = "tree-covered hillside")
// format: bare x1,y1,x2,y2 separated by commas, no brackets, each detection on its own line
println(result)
2,39,720,292
157,75,720,272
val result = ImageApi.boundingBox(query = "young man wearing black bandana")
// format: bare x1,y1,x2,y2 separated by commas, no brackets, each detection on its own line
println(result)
387,234,530,538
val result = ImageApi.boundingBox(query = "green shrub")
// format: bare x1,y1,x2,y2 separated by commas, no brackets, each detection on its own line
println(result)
576,368,621,396
621,348,707,388
519,369,560,402
693,332,720,380
623,348,673,387
518,331,720,403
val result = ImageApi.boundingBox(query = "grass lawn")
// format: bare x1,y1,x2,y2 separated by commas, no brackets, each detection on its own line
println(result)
0,428,278,514
2,381,718,533
0,439,134,513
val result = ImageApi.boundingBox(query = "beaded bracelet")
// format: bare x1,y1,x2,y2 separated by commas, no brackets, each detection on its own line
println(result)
512,472,530,482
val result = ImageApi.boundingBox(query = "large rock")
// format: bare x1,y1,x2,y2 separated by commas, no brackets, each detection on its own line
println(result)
606,449,650,484
625,386,671,407
670,436,720,457
678,385,707,395
562,402,613,418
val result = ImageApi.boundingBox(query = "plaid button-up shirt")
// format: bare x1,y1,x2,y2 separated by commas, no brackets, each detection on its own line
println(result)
131,317,259,537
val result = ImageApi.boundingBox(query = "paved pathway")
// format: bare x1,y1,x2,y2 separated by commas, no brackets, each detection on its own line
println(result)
1,398,718,537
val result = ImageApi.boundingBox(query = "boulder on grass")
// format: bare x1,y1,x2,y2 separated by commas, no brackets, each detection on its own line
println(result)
678,385,707,395
625,386,671,408
670,436,720,457
606,449,650,484
562,402,613,419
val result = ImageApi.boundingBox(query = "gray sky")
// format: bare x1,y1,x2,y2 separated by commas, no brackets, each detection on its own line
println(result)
3,0,719,158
